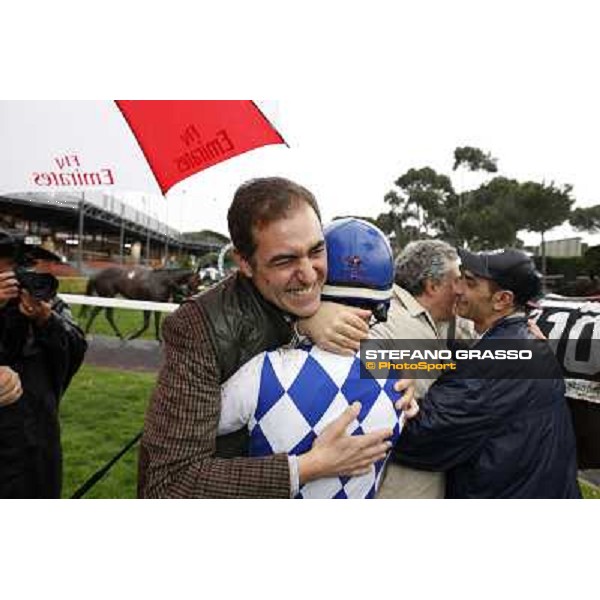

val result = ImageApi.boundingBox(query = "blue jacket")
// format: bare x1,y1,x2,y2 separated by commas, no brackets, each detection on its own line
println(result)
394,315,581,498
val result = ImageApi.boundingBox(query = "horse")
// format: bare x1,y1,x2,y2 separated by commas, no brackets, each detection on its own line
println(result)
530,294,600,468
80,266,200,341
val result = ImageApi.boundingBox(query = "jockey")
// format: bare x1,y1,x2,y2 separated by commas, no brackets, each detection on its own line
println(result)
219,218,404,498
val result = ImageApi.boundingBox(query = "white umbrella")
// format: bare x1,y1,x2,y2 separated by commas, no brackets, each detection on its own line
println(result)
0,100,286,196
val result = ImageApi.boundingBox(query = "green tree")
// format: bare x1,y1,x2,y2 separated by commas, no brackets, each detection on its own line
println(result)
382,167,456,245
375,209,421,253
196,251,219,268
583,245,600,280
182,229,230,245
395,167,456,235
383,148,576,258
455,177,523,250
518,181,574,278
453,146,498,172
570,205,600,234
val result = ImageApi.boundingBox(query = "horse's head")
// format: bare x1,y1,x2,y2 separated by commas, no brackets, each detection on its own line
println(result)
152,268,200,301
175,270,201,298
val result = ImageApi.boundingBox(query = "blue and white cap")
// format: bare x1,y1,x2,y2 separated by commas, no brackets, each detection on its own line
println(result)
322,218,394,322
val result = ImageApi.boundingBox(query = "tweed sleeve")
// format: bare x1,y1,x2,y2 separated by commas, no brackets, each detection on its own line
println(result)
138,301,291,498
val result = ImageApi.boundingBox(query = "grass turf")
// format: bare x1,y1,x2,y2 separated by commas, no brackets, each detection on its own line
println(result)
61,365,156,499
75,306,163,341
579,480,600,499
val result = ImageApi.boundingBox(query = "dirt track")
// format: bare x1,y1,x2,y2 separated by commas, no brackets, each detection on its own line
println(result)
84,335,163,373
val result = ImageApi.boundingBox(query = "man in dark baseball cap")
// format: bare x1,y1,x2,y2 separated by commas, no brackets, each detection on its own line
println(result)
457,248,542,307
392,245,580,498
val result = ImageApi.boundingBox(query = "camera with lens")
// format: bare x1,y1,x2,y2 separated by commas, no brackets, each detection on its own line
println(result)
0,229,60,302
14,267,59,302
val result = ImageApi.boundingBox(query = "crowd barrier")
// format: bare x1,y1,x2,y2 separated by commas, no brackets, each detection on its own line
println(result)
59,293,179,313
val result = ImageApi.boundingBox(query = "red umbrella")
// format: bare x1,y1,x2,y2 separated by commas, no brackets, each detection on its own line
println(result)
0,100,286,196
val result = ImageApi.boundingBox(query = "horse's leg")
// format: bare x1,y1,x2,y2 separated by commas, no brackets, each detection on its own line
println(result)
80,277,97,319
84,305,103,335
154,311,162,342
127,310,151,341
105,307,124,340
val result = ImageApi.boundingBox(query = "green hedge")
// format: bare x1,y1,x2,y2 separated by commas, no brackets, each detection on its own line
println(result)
533,256,587,280
58,277,88,294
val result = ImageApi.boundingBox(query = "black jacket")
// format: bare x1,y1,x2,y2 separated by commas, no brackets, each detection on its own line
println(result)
395,315,581,499
194,272,294,458
0,298,87,498
199,272,294,382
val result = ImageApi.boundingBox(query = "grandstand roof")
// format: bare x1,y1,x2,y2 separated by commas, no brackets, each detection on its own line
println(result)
0,192,224,254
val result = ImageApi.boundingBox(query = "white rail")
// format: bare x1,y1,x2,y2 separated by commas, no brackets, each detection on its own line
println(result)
59,294,179,313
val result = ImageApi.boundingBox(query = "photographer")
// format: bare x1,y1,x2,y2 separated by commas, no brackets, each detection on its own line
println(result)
0,229,87,498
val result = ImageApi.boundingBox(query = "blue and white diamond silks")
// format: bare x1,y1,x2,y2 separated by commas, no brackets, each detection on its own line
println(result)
220,345,404,499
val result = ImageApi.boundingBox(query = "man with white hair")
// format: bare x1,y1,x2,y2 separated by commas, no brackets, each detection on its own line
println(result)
394,248,580,498
372,240,471,498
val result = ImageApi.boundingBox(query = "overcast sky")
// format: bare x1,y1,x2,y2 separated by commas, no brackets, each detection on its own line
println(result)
6,2,600,249
127,93,600,249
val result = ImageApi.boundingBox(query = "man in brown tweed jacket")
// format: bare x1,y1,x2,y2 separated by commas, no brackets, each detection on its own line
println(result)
139,177,401,498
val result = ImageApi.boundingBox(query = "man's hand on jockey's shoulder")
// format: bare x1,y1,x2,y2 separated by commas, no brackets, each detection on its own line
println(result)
298,402,393,482
298,301,370,356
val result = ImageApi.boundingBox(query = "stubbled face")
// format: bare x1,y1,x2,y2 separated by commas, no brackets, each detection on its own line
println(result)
456,269,496,332
238,203,327,318
429,261,462,322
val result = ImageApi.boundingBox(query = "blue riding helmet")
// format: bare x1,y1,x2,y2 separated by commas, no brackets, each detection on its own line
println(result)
322,218,394,323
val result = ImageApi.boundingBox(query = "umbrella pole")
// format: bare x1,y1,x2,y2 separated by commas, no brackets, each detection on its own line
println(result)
146,217,151,266
119,203,125,264
164,202,169,265
78,193,85,272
